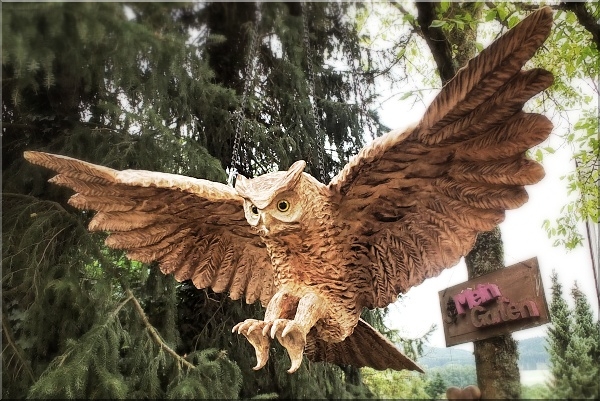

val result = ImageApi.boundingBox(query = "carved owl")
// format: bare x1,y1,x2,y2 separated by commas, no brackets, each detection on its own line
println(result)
24,8,554,374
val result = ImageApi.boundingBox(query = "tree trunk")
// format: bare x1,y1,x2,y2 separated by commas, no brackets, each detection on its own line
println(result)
465,229,521,399
415,2,521,398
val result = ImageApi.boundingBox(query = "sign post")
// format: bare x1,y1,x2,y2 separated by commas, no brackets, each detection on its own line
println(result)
439,257,550,347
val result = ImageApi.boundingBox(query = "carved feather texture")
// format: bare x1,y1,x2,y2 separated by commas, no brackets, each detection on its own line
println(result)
419,8,553,136
331,7,554,307
23,150,274,307
306,319,423,372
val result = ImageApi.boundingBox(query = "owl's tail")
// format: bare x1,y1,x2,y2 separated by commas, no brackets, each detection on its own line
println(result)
305,318,424,372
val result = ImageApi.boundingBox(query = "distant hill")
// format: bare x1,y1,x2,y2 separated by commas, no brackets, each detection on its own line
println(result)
517,336,549,370
417,336,549,371
418,345,474,369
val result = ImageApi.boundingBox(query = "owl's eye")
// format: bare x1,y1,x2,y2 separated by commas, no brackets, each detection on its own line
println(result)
277,200,290,212
250,204,259,215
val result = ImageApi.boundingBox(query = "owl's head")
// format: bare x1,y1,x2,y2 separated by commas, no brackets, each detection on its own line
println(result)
235,160,317,236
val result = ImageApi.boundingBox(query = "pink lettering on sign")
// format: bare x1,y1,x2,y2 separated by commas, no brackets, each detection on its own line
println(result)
453,283,501,314
470,297,541,328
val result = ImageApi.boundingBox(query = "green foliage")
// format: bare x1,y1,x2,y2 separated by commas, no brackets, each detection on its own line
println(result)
198,2,384,179
28,320,130,399
542,108,599,249
546,271,574,397
424,372,447,399
2,194,107,397
517,337,549,371
2,192,242,399
362,369,429,399
528,4,600,250
431,2,481,32
165,349,242,399
3,2,230,183
565,284,600,399
426,364,477,389
546,272,600,399
520,383,550,399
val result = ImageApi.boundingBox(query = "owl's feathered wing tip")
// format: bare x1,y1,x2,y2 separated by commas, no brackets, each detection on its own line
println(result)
327,7,555,306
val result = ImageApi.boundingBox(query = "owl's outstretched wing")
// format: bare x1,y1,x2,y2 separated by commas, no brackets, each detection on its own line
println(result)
329,7,554,308
24,151,274,306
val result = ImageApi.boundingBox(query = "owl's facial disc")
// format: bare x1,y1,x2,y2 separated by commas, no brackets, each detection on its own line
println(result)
243,194,302,236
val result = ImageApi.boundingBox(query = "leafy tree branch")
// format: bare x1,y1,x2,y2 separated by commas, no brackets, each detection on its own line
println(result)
560,2,600,47
414,2,455,84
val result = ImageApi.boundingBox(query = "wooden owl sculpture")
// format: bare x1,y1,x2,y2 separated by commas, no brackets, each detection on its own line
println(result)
25,8,554,374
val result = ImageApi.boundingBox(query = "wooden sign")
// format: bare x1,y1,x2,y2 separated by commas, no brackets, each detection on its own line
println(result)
439,257,550,347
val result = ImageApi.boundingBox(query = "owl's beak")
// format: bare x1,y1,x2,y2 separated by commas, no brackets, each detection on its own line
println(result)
258,212,272,235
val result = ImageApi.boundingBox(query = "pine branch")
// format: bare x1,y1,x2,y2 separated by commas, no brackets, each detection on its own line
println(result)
2,122,38,131
126,289,195,370
111,292,135,319
3,193,70,214
2,306,36,383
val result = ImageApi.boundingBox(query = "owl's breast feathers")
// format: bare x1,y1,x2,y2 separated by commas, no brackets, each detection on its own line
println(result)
260,200,371,340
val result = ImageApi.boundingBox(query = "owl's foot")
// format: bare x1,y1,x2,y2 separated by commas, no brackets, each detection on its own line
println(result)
264,319,307,373
232,319,271,370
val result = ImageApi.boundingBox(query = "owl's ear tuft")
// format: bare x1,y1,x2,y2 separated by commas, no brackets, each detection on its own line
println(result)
234,173,250,196
284,160,306,185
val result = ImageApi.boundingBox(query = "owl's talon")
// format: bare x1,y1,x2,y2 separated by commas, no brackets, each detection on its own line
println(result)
269,319,307,373
261,321,274,337
282,323,296,338
252,350,269,371
232,319,271,370
287,353,303,374
270,319,287,339
231,322,243,333
247,321,263,335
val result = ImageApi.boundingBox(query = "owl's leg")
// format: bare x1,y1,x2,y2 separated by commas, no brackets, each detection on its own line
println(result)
265,292,326,373
232,292,297,370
